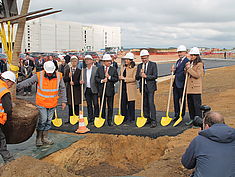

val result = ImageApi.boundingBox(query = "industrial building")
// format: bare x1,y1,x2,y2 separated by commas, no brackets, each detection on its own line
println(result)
21,18,121,52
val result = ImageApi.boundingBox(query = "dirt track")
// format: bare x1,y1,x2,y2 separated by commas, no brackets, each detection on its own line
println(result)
1,65,235,177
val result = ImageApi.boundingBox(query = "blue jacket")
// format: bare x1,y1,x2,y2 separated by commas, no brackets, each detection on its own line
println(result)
182,124,235,177
173,57,189,89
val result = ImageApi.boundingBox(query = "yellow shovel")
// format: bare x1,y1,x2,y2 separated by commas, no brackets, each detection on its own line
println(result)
94,82,107,128
52,109,62,127
70,68,79,125
81,68,88,126
114,68,125,125
136,64,147,128
161,71,174,126
173,73,188,127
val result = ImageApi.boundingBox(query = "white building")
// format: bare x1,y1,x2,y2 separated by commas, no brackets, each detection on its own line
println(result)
22,18,121,52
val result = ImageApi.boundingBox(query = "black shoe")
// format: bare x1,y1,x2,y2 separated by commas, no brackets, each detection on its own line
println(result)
107,121,113,126
173,117,179,121
150,122,157,128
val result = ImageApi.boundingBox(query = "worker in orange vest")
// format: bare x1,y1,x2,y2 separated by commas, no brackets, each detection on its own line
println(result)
17,61,67,147
0,71,16,163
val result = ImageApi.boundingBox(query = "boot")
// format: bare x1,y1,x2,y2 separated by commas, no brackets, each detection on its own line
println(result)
42,131,54,145
36,130,43,147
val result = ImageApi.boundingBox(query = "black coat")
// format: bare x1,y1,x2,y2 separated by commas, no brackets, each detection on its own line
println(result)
95,66,118,97
63,67,81,105
136,61,158,92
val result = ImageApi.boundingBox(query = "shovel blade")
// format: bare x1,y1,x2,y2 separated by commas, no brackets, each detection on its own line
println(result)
114,115,125,125
161,116,173,126
83,117,88,126
94,117,105,128
173,116,183,127
52,118,63,127
70,115,79,125
136,116,147,128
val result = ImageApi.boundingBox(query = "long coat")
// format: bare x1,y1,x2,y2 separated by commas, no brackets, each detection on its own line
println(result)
186,62,204,94
120,66,137,101
63,67,81,105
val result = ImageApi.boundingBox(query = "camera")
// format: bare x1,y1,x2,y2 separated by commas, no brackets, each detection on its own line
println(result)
193,105,211,129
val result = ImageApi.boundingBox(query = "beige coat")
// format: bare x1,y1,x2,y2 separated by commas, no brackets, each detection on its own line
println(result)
186,62,204,94
120,66,137,101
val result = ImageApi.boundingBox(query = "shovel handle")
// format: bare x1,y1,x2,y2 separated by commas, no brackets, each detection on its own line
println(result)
99,82,107,118
166,71,174,113
54,109,58,118
81,68,84,115
118,66,123,115
141,63,145,116
180,72,188,114
70,67,76,116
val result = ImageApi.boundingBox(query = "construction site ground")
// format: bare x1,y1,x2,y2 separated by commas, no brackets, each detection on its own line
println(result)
0,58,235,177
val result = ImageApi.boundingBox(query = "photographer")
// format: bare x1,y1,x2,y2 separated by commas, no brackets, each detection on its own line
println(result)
181,112,235,177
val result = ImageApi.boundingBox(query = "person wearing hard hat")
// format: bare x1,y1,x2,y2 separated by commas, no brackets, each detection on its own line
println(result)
185,47,204,126
171,45,190,122
80,55,99,123
119,52,137,123
0,71,16,163
17,61,67,146
95,54,118,126
63,56,82,123
136,49,158,128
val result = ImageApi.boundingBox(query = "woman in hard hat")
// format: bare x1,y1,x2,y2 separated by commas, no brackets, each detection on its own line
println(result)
119,52,137,123
17,61,67,146
0,71,16,163
185,47,204,126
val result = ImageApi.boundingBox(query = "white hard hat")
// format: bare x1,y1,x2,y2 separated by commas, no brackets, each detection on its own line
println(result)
85,55,93,59
102,54,112,61
177,45,187,52
123,52,135,60
43,61,56,73
140,49,149,57
189,47,200,55
1,71,16,83
70,55,78,61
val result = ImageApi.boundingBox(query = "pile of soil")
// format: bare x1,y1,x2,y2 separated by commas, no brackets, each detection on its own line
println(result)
0,156,76,177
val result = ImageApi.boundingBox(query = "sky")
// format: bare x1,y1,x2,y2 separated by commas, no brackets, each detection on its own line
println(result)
18,0,235,49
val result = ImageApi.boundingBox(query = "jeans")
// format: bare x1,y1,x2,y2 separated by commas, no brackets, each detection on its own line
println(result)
37,106,55,131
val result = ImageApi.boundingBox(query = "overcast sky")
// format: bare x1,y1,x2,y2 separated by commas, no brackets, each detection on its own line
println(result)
18,0,235,48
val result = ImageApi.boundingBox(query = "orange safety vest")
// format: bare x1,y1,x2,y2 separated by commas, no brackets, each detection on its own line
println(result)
36,71,62,108
0,80,10,125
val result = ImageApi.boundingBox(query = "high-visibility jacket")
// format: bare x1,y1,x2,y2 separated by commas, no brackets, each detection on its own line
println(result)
0,80,10,125
36,71,62,108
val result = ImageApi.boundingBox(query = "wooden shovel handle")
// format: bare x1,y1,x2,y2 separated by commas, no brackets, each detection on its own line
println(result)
99,82,107,118
179,72,189,116
70,67,75,115
166,71,174,116
141,64,145,117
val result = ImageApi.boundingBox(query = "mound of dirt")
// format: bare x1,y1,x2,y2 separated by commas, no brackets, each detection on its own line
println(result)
43,134,170,177
0,156,76,177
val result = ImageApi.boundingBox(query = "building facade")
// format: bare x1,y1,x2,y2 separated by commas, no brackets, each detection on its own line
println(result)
22,18,121,52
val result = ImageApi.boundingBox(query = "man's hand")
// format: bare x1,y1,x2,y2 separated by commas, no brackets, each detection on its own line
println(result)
102,77,108,83
185,62,190,70
141,72,147,78
171,65,175,72
119,76,124,80
105,73,110,78
61,103,66,110
80,80,85,84
70,81,74,85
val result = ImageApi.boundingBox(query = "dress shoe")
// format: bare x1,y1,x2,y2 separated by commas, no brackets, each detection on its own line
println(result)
107,121,113,126
150,122,157,128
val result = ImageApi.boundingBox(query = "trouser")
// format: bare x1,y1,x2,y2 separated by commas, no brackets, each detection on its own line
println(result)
85,88,99,122
101,95,114,122
37,106,55,131
187,94,202,120
24,85,32,92
143,85,156,123
173,86,186,118
68,104,79,117
121,87,135,122
0,126,14,163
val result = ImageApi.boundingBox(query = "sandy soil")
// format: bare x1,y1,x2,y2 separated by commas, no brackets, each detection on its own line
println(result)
1,65,235,177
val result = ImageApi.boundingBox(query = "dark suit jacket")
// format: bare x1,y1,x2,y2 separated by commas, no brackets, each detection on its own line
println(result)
136,61,158,92
173,57,189,89
111,61,118,70
82,65,98,94
63,67,81,105
95,66,118,97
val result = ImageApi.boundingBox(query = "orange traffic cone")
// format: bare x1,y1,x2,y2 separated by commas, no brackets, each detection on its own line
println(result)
75,111,90,134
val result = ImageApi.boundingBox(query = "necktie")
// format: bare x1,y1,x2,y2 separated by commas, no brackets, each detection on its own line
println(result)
177,59,182,67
